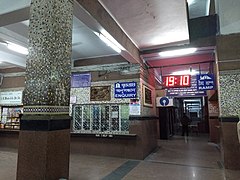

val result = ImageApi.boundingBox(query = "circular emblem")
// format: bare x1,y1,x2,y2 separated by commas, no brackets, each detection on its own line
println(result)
159,97,169,106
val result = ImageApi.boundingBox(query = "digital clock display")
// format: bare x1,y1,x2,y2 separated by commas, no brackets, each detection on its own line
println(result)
162,75,191,88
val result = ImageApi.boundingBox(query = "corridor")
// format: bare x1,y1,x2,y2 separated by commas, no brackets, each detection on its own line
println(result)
1,135,240,180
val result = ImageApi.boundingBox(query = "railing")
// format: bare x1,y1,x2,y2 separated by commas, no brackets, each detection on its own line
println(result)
72,104,129,134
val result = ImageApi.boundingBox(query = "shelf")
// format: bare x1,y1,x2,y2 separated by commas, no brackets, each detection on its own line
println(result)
0,106,23,130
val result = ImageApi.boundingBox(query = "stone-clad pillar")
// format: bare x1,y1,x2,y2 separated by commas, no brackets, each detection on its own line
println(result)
17,0,73,179
216,33,240,170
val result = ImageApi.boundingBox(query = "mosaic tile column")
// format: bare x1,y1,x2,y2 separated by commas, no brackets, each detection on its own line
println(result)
17,0,73,179
218,71,240,118
216,34,240,170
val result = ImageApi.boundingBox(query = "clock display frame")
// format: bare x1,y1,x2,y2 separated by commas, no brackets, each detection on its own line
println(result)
162,75,191,88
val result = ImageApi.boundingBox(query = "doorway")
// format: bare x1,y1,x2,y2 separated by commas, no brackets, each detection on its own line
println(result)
175,96,209,136
158,96,210,139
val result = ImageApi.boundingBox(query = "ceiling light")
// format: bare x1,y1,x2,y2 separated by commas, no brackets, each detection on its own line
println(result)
94,32,121,53
171,69,198,75
187,0,195,5
100,29,125,51
6,41,28,55
159,48,197,58
206,0,210,16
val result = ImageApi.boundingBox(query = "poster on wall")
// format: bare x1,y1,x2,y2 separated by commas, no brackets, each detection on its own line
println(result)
143,85,153,107
129,98,141,115
71,73,91,88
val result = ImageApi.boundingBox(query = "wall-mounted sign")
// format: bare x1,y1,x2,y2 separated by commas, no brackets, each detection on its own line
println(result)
114,82,137,98
71,73,91,88
162,75,191,88
166,76,206,97
90,86,111,101
197,74,215,90
0,91,23,105
70,96,77,104
129,98,141,115
143,85,153,107
156,97,173,107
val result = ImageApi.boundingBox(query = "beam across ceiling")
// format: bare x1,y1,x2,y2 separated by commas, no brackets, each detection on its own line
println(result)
0,50,26,67
0,7,30,27
74,0,141,64
1,1,141,66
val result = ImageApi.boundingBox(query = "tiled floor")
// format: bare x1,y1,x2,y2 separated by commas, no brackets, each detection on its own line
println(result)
1,135,240,180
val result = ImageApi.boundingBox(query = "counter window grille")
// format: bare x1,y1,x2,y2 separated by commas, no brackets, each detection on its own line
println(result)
72,104,129,134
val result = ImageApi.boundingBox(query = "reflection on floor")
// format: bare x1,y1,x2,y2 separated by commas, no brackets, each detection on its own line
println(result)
0,135,240,180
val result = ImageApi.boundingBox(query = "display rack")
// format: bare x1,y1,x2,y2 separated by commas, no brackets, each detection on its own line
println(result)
0,106,23,130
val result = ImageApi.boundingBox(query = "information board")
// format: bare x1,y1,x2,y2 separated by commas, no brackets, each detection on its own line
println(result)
197,74,215,90
0,91,23,105
114,82,137,98
166,76,206,97
71,73,91,88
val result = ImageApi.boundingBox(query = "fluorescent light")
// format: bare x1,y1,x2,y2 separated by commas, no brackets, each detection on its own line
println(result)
187,0,195,5
206,0,210,16
100,29,125,51
171,69,198,75
159,48,197,58
94,32,121,53
6,41,28,55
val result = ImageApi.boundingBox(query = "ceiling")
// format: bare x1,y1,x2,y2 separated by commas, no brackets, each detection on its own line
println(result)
100,0,190,50
0,0,212,76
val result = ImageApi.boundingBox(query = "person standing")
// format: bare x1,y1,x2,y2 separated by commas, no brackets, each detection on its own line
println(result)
180,113,191,136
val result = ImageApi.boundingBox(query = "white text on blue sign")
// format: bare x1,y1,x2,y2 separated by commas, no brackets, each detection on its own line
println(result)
114,82,137,98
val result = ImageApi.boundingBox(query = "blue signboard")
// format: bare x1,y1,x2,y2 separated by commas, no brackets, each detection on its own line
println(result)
71,73,91,88
114,82,137,98
166,76,207,97
197,74,215,90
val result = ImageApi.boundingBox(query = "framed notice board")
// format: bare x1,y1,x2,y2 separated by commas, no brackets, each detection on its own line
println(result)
143,85,153,107
90,86,111,101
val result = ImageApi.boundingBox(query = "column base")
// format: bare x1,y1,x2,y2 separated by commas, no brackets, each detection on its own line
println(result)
17,129,70,180
220,117,240,170
17,116,71,180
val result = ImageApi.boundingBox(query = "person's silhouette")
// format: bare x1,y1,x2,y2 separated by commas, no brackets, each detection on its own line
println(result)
180,113,191,136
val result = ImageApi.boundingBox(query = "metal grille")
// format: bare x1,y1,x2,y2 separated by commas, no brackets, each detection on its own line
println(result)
72,104,129,134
